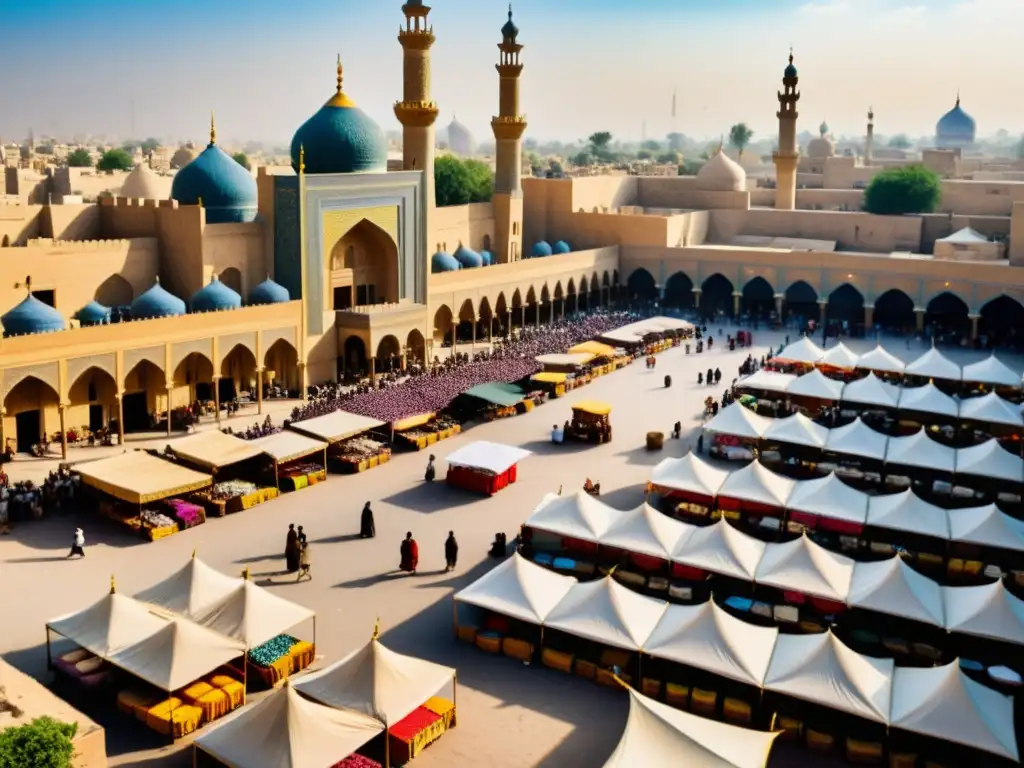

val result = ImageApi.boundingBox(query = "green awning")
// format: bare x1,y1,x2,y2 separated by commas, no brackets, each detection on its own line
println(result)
463,382,524,407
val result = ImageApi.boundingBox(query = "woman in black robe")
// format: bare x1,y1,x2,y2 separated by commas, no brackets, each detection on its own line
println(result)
424,454,436,482
285,523,300,572
360,502,376,538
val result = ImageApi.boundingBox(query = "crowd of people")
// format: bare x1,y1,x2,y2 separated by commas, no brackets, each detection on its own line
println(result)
223,416,280,440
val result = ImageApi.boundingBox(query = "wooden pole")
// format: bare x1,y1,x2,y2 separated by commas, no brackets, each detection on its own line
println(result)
384,723,390,768
45,626,52,670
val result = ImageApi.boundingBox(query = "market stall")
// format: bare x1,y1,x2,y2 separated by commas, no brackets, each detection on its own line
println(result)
753,534,855,607
567,341,619,377
818,342,861,377
248,430,328,491
734,370,797,399
530,370,571,398
784,472,868,536
599,503,691,580
671,519,766,581
773,337,825,370
961,355,1021,398
535,352,595,373
958,392,1023,443
648,453,729,520
168,431,279,515
392,412,461,451
841,372,901,412
715,461,796,521
444,441,531,495
565,401,612,444
75,451,213,541
289,411,390,474
855,345,907,379
904,347,961,387
785,369,845,414
896,383,959,436
705,404,771,461
761,413,829,464
522,491,620,561
457,382,529,421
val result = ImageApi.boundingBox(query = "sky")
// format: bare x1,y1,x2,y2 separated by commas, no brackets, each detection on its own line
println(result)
1,0,1022,147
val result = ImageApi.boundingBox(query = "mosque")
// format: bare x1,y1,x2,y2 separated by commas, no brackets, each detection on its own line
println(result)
0,2,1023,458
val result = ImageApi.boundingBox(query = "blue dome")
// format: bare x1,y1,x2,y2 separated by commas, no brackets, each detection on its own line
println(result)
501,6,518,39
431,251,461,273
784,53,797,79
171,127,258,224
2,294,65,337
248,277,290,305
479,249,493,266
453,244,483,268
936,97,976,147
553,240,571,254
76,301,111,327
190,276,242,312
530,241,553,258
130,280,186,320
291,61,388,175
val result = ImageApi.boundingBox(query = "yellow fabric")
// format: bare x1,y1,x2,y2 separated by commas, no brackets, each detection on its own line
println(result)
691,688,717,715
288,640,316,674
847,738,883,763
456,625,477,644
807,729,835,751
573,400,612,416
218,681,244,710
145,698,202,737
77,451,212,504
575,659,597,679
195,688,231,722
475,634,501,654
568,341,616,358
181,681,214,703
501,637,533,662
533,372,568,384
541,648,573,673
208,674,238,688
665,682,690,708
393,413,435,431
641,678,662,698
424,697,456,729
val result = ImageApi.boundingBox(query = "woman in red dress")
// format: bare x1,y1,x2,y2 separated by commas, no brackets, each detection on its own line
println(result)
399,532,419,574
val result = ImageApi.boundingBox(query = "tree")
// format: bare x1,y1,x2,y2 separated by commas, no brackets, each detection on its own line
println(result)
0,716,78,768
728,123,754,159
66,149,92,168
680,159,706,176
140,137,160,154
433,155,493,207
232,152,250,170
863,164,941,215
657,151,681,165
96,148,134,172
548,160,564,178
636,149,653,160
588,132,613,161
888,134,911,149
572,151,592,167
1016,135,1024,159
641,139,661,152
666,132,685,151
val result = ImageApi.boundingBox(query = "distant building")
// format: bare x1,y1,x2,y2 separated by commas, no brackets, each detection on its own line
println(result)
446,116,476,156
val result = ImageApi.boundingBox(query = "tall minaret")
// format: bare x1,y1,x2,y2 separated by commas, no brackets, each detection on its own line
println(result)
491,5,527,263
772,50,800,210
865,106,874,165
395,0,439,217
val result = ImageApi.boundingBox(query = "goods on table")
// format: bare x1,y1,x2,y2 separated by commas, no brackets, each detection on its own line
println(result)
279,462,326,491
194,480,279,516
145,697,203,738
161,498,206,529
140,509,179,541
332,756,382,768
388,705,447,764
396,417,461,450
247,634,315,687
334,436,390,474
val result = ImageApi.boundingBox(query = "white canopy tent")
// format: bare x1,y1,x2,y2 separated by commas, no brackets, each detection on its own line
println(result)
785,473,869,525
824,418,889,461
761,413,829,449
194,683,385,768
754,535,855,602
764,632,894,724
524,491,620,543
866,490,951,540
961,355,1021,388
884,430,956,474
47,592,170,658
819,342,860,369
445,441,531,474
905,348,961,381
535,352,596,367
958,391,1023,428
847,557,945,628
671,519,766,581
716,462,796,508
167,429,266,471
453,553,576,625
955,439,1024,483
543,577,667,651
889,662,1019,761
294,638,455,726
842,373,901,409
288,411,385,443
775,336,825,364
942,582,1024,645
133,556,242,618
786,369,845,401
602,687,778,768
249,431,329,466
946,504,1024,553
735,370,796,394
74,450,212,505
896,383,959,418
648,454,729,498
644,602,778,687
190,579,316,648
856,346,906,374
600,503,692,560
704,403,771,440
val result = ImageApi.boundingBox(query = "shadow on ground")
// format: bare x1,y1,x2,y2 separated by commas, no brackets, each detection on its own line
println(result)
383,483,488,514
3,510,146,555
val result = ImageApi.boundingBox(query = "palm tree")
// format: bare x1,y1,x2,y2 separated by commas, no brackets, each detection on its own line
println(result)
728,123,754,160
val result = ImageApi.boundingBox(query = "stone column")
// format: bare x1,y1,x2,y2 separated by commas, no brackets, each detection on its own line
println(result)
298,362,308,401
256,368,264,415
115,395,124,445
212,377,221,425
535,304,540,328
915,308,925,332
507,310,512,337
520,305,525,327
818,300,827,325
969,313,980,341
732,292,741,317
450,322,457,355
574,293,579,314
692,288,701,309
58,405,68,460
370,357,377,388
864,305,874,330
471,317,477,350
166,385,175,435
0,407,5,454
774,294,784,318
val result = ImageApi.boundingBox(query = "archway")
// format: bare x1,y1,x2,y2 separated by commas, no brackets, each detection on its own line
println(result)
406,329,426,366
477,296,494,340
220,344,258,403
525,286,539,326
329,219,399,308
122,360,164,433
627,268,657,305
456,298,476,344
173,352,215,411
343,336,368,377
784,280,818,325
826,283,864,329
94,274,134,308
589,271,601,309
578,276,590,313
925,292,969,341
68,367,118,434
540,284,552,324
219,267,243,296
495,292,510,336
264,338,299,394
742,276,774,317
3,376,60,453
511,289,524,329
376,335,402,372
979,295,1024,348
664,272,694,310
873,289,915,334
433,305,453,346
701,273,734,318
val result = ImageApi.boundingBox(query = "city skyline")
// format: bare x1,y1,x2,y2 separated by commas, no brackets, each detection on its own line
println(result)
2,0,1022,145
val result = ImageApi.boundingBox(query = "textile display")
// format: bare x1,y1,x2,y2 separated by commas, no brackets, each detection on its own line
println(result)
502,637,533,663
446,464,517,495
541,648,573,674
161,498,206,529
195,688,232,722
424,697,457,730
145,698,203,738
388,706,446,765
288,640,316,673
332,756,382,768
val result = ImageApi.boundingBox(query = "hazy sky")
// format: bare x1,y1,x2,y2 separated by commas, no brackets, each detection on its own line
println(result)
2,0,1021,146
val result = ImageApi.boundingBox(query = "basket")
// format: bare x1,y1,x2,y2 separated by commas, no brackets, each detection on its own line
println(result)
475,633,501,654
501,637,534,663
646,432,665,451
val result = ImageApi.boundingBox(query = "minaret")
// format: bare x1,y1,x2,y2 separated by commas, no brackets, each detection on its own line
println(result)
491,5,527,263
395,0,439,217
865,106,874,165
772,50,800,210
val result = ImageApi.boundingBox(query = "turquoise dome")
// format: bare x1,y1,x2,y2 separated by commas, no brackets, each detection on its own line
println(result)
431,251,460,273
291,60,388,175
131,280,186,320
171,123,258,224
936,97,976,148
248,277,290,305
553,240,571,254
453,244,483,268
76,301,111,326
479,249,493,266
530,241,553,258
191,276,241,312
784,53,797,79
2,294,65,337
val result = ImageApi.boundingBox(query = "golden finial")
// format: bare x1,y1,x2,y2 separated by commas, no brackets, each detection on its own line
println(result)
109,574,116,594
558,484,562,495
372,618,381,640
242,567,251,580
209,111,216,146
197,196,203,208
607,565,618,577
298,144,305,174
191,547,197,559
336,54,343,95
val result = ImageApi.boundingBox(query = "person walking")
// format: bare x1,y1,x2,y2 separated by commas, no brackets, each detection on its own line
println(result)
399,532,419,574
444,531,459,573
360,502,376,538
67,527,85,559
297,525,307,545
297,541,312,582
424,454,436,482
285,524,299,572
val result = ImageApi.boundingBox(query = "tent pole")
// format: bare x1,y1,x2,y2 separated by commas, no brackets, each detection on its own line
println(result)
274,460,279,490
451,599,457,637
453,671,458,724
45,627,52,671
384,724,390,768
243,657,248,705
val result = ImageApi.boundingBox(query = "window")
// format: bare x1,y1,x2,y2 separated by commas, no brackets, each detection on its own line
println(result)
512,222,519,236
334,286,352,310
482,234,491,251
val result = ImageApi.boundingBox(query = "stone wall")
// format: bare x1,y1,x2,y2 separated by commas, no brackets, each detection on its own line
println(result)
431,202,495,255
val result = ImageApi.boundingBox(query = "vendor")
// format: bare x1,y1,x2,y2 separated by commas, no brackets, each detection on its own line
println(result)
551,423,564,444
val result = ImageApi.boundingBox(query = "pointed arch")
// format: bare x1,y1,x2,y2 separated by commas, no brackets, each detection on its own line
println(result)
94,274,134,307
579,275,589,295
566,278,576,296
329,218,399,306
874,289,915,332
701,273,734,316
478,295,493,321
495,292,509,317
742,276,774,315
540,284,551,304
376,334,401,364
664,272,694,309
68,366,117,413
526,286,538,305
264,338,299,392
602,270,611,287
784,280,817,304
925,291,970,337
406,329,426,364
826,283,864,326
4,376,60,453
627,268,657,301
511,289,523,309
433,304,453,344
979,295,1024,347
458,298,476,323
554,281,564,300
219,267,242,295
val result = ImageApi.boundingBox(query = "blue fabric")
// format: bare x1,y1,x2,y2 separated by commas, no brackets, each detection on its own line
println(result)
131,281,186,319
553,240,571,254
431,252,460,273
248,278,291,305
191,277,242,312
959,659,985,672
530,241,553,258
534,552,553,566
723,596,753,612
171,143,258,224
453,244,483,268
552,557,575,570
2,294,65,337
290,102,387,175
75,300,111,326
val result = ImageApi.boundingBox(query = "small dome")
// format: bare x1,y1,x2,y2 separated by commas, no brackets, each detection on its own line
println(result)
170,146,197,169
130,279,186,320
553,240,571,254
502,6,519,39
807,136,835,159
291,58,388,175
936,96,976,148
819,120,829,136
2,294,65,337
431,251,461,273
120,164,166,200
446,116,476,156
696,150,747,192
479,249,493,266
530,241,553,258
171,119,258,224
190,275,242,312
453,243,483,268
76,301,111,327
248,277,290,305
784,53,797,79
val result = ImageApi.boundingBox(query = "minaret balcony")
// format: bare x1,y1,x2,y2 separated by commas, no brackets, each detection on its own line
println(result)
491,115,528,140
495,63,524,77
398,28,435,49
395,100,439,127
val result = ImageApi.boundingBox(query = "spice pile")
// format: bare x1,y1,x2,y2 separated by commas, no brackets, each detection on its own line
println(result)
247,634,299,667
162,499,206,529
140,510,176,529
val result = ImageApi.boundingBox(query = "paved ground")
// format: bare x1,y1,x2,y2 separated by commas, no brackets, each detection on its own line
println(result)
1,327,1018,768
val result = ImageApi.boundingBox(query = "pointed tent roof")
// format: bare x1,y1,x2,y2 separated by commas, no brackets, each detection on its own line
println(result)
842,372,900,409
785,472,869,525
644,602,778,687
825,417,889,461
754,534,855,602
191,579,316,647
866,489,951,540
819,342,860,369
958,391,1022,427
856,345,906,374
938,227,988,245
524,491,620,543
947,503,1024,553
786,368,845,400
762,412,829,449
600,502,692,559
848,557,945,627
453,553,576,624
602,687,779,768
672,519,766,581
764,632,894,723
194,683,385,768
961,354,1020,387
649,453,729,498
134,556,242,617
897,382,959,418
544,577,668,651
704,403,771,439
294,638,455,725
734,370,796,394
906,347,961,381
884,429,956,473
955,439,1024,483
716,461,795,508
775,336,825,364
889,662,1018,761
942,581,1024,645
47,592,169,658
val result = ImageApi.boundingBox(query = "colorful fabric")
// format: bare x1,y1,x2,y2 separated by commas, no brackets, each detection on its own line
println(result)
388,706,445,764
424,697,456,729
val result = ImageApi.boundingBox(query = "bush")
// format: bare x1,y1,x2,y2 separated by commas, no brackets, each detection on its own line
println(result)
232,152,250,170
96,148,134,172
0,716,78,768
434,156,493,207
863,165,941,215
66,149,92,168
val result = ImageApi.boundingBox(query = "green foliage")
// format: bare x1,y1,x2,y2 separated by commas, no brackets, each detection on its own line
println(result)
36,144,54,155
887,134,912,149
636,150,653,160
666,132,685,151
641,139,661,152
96,149,134,172
571,151,592,167
140,138,160,154
588,132,614,161
728,123,754,158
548,160,564,178
232,152,250,170
66,149,92,168
434,155,494,207
1016,136,1024,159
657,151,681,165
679,159,706,176
863,164,941,215
0,716,78,768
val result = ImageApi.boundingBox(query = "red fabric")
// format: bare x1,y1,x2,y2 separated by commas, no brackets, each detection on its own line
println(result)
389,706,442,741
400,539,419,572
562,538,598,555
783,591,807,605
809,597,846,614
485,614,510,634
446,466,515,495
788,511,818,530
671,564,707,581
629,553,665,572
661,490,714,505
818,519,863,536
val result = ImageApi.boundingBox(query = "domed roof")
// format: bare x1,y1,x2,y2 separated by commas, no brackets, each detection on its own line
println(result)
479,249,493,266
171,116,258,224
696,148,747,192
808,123,835,160
936,96,976,146
290,57,388,176
170,146,197,169
530,241,553,258
2,293,65,337
431,251,461,273
76,300,111,327
446,115,476,156
553,240,571,254
784,53,797,79
190,275,242,312
130,279,186,320
453,243,483,268
120,163,166,200
248,277,290,305
502,5,519,39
